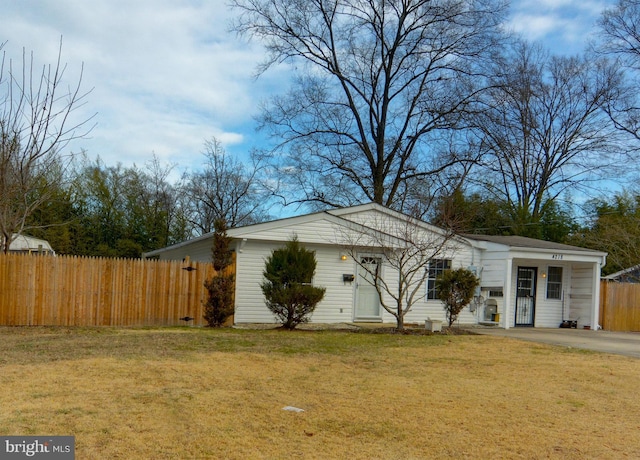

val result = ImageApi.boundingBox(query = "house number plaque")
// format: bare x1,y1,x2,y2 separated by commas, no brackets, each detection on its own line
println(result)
551,254,564,260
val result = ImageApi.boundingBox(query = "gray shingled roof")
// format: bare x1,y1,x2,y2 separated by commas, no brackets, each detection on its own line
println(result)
462,234,601,253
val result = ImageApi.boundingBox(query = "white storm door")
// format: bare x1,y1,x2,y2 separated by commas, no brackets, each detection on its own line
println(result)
355,256,382,320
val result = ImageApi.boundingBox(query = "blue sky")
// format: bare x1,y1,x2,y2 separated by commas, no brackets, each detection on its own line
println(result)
1,0,614,181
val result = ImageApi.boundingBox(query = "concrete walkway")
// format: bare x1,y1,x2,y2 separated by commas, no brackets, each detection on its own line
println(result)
471,327,640,359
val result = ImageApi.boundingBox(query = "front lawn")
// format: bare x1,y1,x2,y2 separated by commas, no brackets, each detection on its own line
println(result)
0,327,638,459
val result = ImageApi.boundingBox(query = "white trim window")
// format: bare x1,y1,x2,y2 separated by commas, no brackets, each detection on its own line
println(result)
426,259,451,300
546,266,563,300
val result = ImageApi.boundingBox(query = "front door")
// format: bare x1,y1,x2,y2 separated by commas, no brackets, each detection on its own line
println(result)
515,267,536,326
355,256,382,321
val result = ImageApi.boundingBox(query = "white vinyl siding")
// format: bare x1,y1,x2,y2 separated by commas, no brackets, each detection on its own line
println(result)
234,240,356,324
233,241,276,323
569,264,595,328
530,263,566,328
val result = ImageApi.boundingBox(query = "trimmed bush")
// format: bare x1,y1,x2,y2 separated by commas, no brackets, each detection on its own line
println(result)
261,238,326,329
436,267,479,327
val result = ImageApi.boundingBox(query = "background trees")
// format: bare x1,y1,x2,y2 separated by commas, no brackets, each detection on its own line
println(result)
429,188,511,235
570,192,640,276
229,0,632,249
233,0,508,214
181,138,270,232
68,157,189,257
469,39,622,238
0,40,93,252
27,156,189,258
6,1,640,262
597,0,640,146
15,136,269,258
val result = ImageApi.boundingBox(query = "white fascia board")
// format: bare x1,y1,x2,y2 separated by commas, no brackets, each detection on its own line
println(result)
462,237,606,265
508,247,607,265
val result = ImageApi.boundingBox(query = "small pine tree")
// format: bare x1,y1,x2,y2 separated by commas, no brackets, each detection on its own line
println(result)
436,267,480,327
203,219,235,327
261,237,326,330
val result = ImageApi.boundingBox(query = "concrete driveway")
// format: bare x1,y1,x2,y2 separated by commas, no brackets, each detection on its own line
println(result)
472,327,640,359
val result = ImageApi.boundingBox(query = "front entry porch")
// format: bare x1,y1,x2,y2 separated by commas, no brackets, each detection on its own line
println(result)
499,258,602,330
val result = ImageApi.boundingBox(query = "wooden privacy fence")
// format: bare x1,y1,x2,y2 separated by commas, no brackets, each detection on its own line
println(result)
0,253,233,326
600,281,640,332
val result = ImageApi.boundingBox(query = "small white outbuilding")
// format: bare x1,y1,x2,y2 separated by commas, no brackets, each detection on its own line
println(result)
7,234,55,255
144,203,607,329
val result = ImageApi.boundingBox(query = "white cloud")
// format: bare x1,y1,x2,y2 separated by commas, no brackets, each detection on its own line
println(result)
1,0,276,172
507,0,611,54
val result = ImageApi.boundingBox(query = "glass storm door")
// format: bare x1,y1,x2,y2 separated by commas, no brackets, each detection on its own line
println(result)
355,256,382,320
515,267,536,326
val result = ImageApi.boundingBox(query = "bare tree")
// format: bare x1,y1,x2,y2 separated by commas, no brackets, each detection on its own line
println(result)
596,0,640,144
232,0,508,213
0,40,93,252
337,210,457,330
470,39,622,237
143,155,190,247
181,138,270,233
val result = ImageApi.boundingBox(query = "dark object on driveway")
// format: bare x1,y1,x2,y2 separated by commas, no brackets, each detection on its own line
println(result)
559,320,577,329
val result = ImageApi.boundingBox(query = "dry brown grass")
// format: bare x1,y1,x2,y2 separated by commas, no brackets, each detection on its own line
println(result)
0,326,639,459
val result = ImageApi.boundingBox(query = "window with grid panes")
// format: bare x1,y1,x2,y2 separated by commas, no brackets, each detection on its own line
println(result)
546,266,563,300
426,259,451,300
